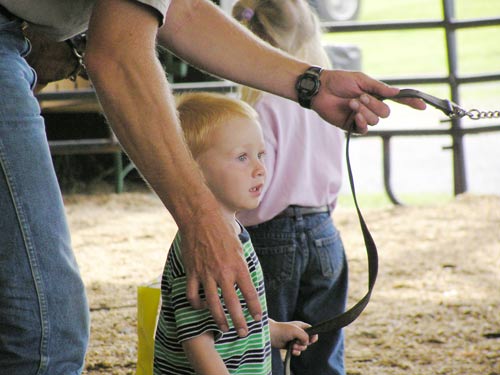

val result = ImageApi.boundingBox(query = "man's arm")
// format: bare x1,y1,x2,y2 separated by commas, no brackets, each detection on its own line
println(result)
158,0,426,134
85,0,260,335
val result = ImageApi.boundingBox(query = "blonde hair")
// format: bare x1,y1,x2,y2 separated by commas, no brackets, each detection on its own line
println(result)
176,92,259,158
233,0,331,105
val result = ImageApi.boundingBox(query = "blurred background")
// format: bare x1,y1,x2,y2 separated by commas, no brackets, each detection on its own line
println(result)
317,0,500,205
39,0,500,205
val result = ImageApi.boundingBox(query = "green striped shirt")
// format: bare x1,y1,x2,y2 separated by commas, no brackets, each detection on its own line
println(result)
154,227,271,375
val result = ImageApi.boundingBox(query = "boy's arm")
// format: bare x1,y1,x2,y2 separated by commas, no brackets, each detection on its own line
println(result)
182,333,231,375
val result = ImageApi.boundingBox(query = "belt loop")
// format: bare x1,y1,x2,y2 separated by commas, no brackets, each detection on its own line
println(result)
293,206,303,222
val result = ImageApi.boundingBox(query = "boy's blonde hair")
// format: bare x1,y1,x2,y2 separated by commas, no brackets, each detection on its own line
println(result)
176,92,259,158
233,0,331,105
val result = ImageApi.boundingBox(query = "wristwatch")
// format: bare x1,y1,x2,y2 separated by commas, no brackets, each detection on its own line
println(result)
295,66,324,109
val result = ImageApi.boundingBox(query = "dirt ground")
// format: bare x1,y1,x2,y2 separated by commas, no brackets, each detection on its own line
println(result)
65,190,500,375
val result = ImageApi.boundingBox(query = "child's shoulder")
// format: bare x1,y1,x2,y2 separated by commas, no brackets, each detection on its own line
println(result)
165,232,185,278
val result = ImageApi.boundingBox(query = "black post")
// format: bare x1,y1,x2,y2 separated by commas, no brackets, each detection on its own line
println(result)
443,0,468,194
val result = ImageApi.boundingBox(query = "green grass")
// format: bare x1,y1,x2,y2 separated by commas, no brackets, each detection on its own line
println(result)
322,0,500,104
337,192,454,209
357,0,500,21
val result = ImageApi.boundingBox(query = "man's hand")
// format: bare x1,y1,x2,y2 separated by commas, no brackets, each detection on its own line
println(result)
312,70,427,134
180,206,262,337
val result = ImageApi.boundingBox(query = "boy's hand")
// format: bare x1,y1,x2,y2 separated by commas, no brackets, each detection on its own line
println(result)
269,320,318,356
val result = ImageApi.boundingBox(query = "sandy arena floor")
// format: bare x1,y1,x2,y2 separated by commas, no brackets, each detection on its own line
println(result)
64,191,500,375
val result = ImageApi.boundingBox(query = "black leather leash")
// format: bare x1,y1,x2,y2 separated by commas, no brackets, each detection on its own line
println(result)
283,120,378,375
384,88,462,118
283,88,481,375
377,88,500,120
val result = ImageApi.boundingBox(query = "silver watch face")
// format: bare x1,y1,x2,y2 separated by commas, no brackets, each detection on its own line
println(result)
300,76,317,91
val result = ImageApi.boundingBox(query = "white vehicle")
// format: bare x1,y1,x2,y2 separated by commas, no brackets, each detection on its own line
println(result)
309,0,361,21
219,0,361,22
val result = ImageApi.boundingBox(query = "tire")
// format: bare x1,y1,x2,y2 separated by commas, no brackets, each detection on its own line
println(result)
312,0,361,22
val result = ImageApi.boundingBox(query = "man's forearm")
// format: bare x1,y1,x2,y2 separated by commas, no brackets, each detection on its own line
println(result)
158,0,308,102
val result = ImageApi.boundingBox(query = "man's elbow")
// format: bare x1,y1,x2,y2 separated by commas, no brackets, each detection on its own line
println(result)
83,47,112,82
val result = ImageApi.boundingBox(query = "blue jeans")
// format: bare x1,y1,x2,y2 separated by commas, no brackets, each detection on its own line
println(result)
0,13,89,374
246,210,348,375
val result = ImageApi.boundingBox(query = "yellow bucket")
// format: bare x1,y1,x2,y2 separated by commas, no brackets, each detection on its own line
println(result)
136,279,161,375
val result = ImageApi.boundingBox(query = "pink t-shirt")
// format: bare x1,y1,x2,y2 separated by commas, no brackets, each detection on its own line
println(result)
238,93,344,227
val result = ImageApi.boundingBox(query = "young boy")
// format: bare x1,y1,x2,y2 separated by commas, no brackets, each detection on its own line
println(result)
153,92,316,375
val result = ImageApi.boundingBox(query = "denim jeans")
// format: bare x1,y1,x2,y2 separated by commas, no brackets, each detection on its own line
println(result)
0,13,89,374
246,209,348,375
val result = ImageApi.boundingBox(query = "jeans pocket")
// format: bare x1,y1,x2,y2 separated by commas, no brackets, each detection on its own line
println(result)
253,243,296,289
314,231,345,279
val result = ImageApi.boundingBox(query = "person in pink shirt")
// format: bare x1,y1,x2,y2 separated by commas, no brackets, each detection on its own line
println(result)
234,1,347,374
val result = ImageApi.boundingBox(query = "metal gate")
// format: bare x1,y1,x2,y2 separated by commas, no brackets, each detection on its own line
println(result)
321,0,500,203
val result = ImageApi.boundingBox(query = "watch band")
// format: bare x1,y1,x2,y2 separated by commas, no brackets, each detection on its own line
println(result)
295,66,323,109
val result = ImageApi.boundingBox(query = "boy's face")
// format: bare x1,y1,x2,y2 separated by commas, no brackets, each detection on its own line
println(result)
196,116,266,214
